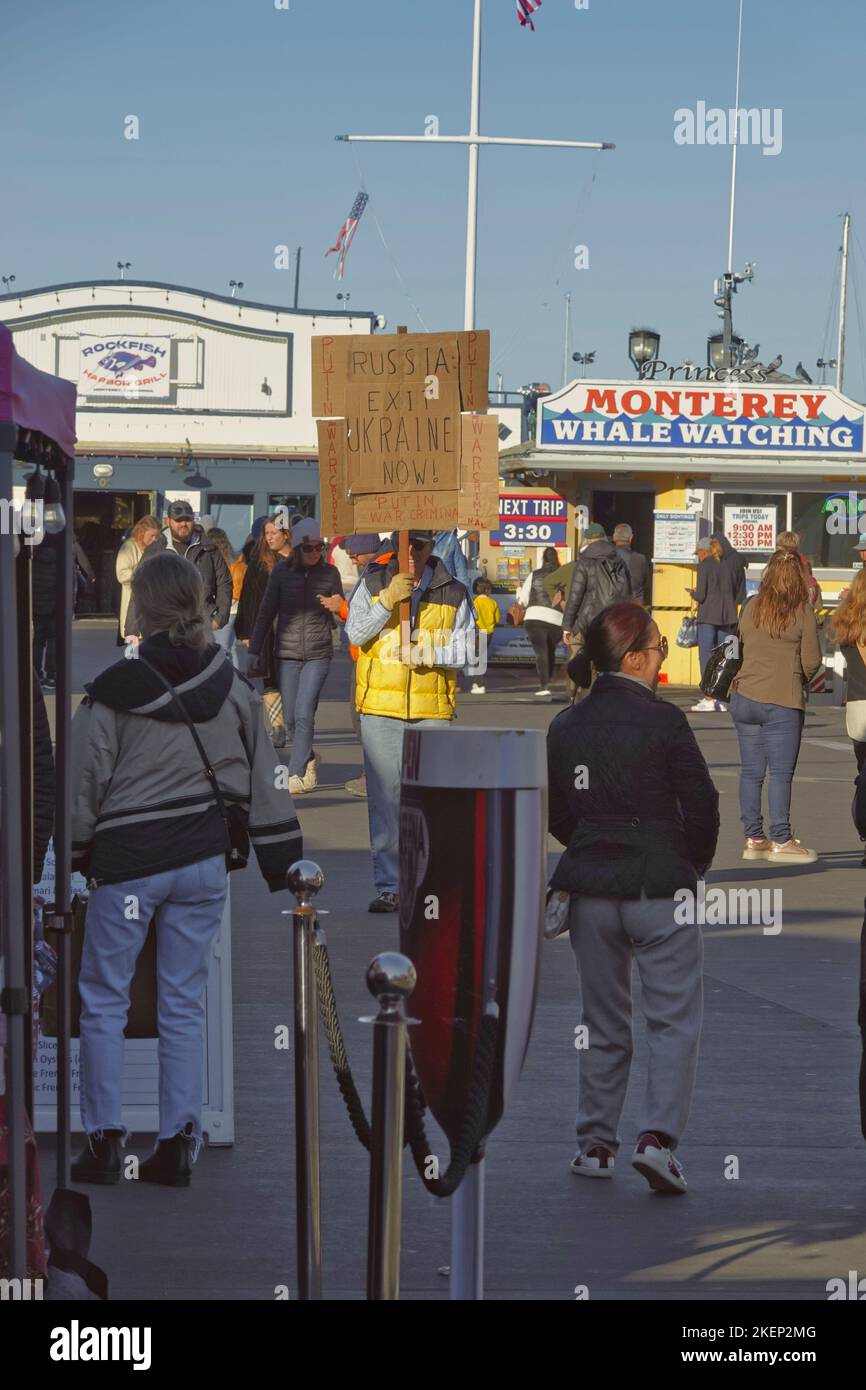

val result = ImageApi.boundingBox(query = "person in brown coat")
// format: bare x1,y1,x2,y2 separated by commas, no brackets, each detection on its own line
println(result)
729,550,822,864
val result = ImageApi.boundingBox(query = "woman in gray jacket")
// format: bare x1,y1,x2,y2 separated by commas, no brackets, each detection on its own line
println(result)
729,549,822,865
69,551,302,1187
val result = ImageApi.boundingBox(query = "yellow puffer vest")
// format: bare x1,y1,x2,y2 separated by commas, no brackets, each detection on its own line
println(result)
355,560,465,721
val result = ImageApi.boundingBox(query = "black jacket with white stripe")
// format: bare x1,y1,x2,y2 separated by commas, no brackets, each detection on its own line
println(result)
70,634,301,890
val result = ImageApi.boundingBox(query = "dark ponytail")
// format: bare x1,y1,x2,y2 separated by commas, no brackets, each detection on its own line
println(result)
569,602,654,689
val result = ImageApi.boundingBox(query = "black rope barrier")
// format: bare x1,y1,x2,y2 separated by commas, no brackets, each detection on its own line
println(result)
313,934,500,1198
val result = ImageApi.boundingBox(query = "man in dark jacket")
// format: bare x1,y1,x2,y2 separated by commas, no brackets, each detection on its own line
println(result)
562,525,633,641
712,532,747,606
125,500,232,638
612,523,651,605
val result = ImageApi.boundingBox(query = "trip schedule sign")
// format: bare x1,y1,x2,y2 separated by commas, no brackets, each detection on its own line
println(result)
724,505,777,552
490,493,567,546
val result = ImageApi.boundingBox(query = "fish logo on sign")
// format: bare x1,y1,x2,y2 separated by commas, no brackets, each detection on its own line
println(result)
98,350,158,376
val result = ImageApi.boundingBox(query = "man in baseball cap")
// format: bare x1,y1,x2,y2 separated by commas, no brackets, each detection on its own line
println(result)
124,498,232,639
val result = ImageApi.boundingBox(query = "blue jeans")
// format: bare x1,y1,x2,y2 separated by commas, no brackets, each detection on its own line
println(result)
213,616,237,668
78,855,228,1149
360,713,443,895
278,657,331,776
729,692,805,842
698,622,735,680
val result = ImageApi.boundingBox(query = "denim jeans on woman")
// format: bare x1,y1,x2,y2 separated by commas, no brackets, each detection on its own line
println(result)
697,622,735,680
278,656,331,776
78,855,228,1151
729,691,805,842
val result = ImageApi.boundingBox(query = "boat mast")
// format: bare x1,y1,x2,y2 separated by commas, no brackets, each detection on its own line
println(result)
837,212,850,393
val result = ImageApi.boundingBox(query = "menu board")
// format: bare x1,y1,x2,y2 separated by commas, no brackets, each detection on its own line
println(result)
653,510,699,562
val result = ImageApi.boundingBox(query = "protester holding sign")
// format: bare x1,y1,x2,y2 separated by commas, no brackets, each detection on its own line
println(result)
345,530,476,912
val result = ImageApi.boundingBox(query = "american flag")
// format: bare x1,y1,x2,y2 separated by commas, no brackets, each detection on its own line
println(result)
516,0,541,29
325,191,369,280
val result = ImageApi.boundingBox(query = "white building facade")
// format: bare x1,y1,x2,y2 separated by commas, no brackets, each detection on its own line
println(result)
1,280,376,610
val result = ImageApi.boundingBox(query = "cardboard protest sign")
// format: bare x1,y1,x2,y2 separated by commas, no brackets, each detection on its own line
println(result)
317,419,355,535
458,413,500,529
351,489,463,532
311,329,489,416
311,335,345,419
345,379,461,493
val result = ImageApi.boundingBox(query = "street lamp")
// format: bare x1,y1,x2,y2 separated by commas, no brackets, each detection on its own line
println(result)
628,328,660,376
1,274,16,292
337,292,351,308
708,333,744,371
229,280,245,297
116,261,132,279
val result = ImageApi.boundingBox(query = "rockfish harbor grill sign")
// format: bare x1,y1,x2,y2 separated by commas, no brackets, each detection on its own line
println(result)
78,331,172,397
538,381,865,458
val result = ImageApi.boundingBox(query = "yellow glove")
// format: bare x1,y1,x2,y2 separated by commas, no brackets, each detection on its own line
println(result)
379,572,414,611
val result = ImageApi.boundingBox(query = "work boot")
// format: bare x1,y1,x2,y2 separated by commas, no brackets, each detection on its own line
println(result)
139,1126,195,1188
345,774,367,798
301,753,319,791
71,1129,124,1186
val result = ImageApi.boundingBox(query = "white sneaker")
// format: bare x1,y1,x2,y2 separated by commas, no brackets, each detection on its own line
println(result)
570,1145,615,1178
535,688,551,697
470,683,486,694
690,698,716,712
631,1132,687,1194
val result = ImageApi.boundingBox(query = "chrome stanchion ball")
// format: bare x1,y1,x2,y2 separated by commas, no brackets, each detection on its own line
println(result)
366,952,417,1005
287,860,325,904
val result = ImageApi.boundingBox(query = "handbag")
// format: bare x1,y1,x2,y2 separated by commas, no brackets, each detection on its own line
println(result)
41,894,158,1039
137,656,250,872
676,614,699,648
700,633,743,701
543,886,571,941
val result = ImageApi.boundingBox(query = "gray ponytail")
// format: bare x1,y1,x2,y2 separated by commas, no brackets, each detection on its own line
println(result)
131,550,209,650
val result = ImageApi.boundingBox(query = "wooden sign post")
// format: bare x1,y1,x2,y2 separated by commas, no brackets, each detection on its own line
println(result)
396,326,411,664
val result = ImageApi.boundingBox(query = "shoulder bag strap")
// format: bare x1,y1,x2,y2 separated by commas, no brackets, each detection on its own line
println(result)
136,655,231,835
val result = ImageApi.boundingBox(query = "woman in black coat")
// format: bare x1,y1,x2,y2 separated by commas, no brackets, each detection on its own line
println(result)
235,517,293,744
248,522,343,794
548,602,719,1194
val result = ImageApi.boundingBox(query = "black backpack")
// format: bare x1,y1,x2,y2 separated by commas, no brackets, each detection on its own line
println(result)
595,555,631,609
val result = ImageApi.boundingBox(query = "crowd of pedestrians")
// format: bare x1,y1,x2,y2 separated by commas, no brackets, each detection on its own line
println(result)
51,503,856,1199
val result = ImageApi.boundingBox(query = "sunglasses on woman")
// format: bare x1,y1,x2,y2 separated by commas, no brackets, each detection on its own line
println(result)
641,635,668,659
301,542,325,553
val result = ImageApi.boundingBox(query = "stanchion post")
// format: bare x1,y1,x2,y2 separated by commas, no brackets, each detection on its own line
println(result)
286,860,324,1301
362,952,416,1301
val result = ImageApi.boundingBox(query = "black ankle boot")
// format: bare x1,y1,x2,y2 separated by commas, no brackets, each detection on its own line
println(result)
139,1127,195,1188
71,1129,124,1185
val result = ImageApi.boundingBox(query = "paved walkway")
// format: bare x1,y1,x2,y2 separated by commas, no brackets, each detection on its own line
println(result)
37,625,866,1300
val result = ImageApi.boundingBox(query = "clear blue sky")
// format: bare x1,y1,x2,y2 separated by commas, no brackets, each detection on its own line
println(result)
3,0,865,397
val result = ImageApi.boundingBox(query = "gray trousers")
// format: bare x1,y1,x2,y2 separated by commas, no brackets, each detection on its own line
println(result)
569,892,703,1154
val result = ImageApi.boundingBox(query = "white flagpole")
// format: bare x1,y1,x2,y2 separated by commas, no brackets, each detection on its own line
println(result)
464,0,483,331
336,0,613,337
726,0,745,275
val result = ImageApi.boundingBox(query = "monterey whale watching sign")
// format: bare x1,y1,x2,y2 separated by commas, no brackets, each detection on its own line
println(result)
538,380,865,459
